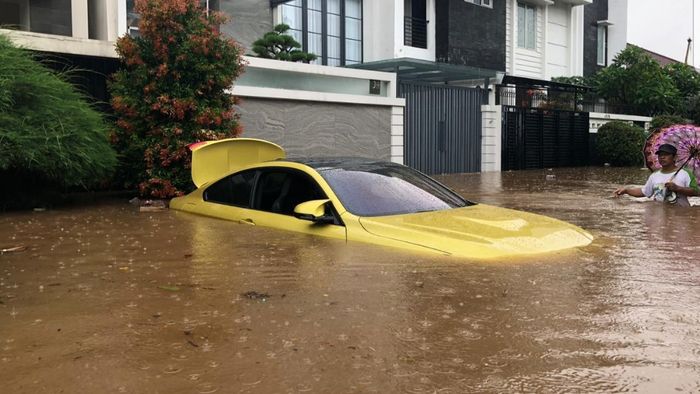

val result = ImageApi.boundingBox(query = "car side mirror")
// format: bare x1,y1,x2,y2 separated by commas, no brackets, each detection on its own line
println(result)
293,199,335,224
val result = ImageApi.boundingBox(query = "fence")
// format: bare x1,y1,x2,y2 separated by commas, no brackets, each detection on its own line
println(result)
495,85,644,116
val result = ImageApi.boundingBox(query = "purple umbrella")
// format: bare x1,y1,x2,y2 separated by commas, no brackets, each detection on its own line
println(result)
644,124,700,181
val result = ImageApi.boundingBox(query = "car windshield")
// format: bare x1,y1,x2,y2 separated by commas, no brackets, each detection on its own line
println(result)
317,163,473,217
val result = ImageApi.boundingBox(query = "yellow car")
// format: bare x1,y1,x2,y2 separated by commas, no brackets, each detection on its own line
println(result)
170,138,593,259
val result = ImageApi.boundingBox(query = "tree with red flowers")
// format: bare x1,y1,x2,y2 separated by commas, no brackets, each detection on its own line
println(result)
110,0,244,198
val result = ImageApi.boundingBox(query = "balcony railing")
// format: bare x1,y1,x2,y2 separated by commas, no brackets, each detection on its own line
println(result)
404,16,427,49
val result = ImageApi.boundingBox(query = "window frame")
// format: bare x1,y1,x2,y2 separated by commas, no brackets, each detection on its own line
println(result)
516,2,537,51
596,25,607,66
464,0,493,9
203,168,259,208
277,0,363,66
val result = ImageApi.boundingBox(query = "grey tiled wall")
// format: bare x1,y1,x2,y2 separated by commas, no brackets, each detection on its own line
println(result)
236,98,392,160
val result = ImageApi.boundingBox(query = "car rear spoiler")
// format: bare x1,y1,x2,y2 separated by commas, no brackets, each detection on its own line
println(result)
188,138,285,187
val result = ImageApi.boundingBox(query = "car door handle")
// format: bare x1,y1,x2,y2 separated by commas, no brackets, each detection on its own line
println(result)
240,218,255,226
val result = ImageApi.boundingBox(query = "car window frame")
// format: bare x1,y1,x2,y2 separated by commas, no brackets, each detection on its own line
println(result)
316,164,473,217
203,168,260,208
205,166,344,226
252,167,344,223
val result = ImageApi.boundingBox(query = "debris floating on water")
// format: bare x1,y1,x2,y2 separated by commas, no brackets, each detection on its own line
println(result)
1,245,27,254
242,291,270,301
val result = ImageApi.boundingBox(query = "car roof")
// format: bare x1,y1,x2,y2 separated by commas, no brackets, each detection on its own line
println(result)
278,157,405,173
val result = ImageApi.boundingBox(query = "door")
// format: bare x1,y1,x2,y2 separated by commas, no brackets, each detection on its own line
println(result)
400,82,485,175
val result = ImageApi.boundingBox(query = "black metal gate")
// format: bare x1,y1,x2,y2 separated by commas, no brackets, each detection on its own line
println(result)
400,82,486,175
501,107,590,170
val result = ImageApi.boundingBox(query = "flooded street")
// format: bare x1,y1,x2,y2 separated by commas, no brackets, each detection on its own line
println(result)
2,167,699,393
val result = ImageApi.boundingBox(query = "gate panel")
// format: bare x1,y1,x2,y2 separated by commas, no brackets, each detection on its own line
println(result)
502,106,521,171
542,112,557,168
400,82,485,174
501,107,590,171
524,111,542,169
556,111,572,167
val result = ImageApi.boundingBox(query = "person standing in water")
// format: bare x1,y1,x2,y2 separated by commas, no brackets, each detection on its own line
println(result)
613,144,699,207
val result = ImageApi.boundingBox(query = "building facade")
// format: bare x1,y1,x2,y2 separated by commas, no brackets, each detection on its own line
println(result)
0,0,404,163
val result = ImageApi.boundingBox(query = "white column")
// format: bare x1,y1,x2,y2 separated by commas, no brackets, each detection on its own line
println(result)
570,5,584,76
481,105,502,172
71,0,89,38
117,0,127,37
541,4,548,79
104,0,121,41
393,0,403,58
390,105,405,165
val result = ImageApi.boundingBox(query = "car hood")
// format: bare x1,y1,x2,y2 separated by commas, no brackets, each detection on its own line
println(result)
358,204,593,259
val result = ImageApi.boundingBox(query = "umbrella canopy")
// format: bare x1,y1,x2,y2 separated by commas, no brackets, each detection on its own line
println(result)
644,124,700,180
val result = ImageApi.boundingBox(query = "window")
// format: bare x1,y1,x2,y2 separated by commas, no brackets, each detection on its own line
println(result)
465,0,493,9
517,2,536,50
126,0,214,36
204,170,257,207
255,170,327,215
279,0,362,66
318,164,470,217
597,25,607,66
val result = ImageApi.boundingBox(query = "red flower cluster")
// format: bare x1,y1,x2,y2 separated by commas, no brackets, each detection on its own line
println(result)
109,0,245,199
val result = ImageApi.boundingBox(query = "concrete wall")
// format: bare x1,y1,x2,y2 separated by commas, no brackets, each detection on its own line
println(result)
220,0,272,53
363,0,395,61
236,99,392,161
232,56,406,164
589,112,651,133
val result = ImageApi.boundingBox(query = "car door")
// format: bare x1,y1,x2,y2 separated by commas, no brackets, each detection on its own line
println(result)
202,167,346,241
249,168,347,241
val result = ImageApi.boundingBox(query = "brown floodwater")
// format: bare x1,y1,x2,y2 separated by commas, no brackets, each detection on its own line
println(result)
1,167,699,393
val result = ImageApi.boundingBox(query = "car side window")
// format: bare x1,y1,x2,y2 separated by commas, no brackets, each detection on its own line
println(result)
255,169,327,215
204,170,257,207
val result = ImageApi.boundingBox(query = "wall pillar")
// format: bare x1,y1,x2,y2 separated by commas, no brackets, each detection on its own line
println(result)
71,0,89,38
481,105,502,172
390,106,405,165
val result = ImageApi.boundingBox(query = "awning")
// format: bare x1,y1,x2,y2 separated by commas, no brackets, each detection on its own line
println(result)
347,58,504,84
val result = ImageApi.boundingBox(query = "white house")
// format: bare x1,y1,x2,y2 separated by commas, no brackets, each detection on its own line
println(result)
505,0,591,80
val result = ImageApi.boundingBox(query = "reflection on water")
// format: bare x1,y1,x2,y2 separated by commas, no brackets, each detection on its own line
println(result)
1,167,699,392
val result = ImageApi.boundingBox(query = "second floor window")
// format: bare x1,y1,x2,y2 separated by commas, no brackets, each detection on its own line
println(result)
597,25,607,66
517,2,536,50
279,0,362,66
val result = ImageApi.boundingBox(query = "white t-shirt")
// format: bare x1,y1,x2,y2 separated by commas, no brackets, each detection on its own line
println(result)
642,169,694,207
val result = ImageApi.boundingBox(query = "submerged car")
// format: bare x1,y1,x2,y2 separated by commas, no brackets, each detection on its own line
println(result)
170,138,593,259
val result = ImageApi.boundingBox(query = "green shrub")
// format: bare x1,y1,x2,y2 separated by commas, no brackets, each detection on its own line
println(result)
0,34,116,206
596,121,646,167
